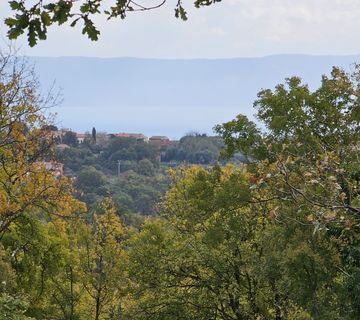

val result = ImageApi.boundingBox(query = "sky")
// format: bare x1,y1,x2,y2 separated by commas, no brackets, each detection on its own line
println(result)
1,1,360,138
1,0,360,58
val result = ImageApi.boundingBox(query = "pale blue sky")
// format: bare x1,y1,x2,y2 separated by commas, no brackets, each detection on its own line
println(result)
1,0,360,58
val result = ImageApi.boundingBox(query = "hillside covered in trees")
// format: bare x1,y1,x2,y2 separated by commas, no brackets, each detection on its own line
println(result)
0,51,359,320
52,131,243,226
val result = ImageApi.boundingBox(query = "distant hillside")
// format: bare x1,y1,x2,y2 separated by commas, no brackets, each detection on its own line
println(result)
30,54,360,138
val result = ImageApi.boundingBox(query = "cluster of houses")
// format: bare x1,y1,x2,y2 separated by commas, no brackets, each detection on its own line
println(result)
55,128,172,146
112,133,172,146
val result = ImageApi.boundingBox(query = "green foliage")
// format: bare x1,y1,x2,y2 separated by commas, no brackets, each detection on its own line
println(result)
214,114,267,161
77,199,127,319
127,165,344,319
215,66,359,221
56,134,231,218
162,134,224,164
136,159,156,176
110,170,168,215
62,131,79,147
0,293,34,320
75,166,108,194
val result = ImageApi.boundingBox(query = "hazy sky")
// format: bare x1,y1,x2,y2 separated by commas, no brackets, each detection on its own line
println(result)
1,0,360,58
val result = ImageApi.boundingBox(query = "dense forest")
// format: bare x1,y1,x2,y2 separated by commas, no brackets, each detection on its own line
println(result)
0,51,359,320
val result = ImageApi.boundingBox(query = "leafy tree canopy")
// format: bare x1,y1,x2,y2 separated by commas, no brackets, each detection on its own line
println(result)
127,165,344,319
215,66,360,222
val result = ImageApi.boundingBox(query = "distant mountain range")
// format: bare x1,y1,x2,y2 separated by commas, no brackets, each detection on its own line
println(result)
29,54,360,139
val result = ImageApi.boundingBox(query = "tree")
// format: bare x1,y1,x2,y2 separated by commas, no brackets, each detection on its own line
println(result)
214,66,359,224
127,165,342,319
2,215,73,318
214,66,360,317
92,127,96,144
162,135,223,164
4,0,222,46
46,218,85,320
43,124,58,131
136,159,155,176
78,199,127,320
63,131,79,147
0,49,84,237
75,166,107,193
